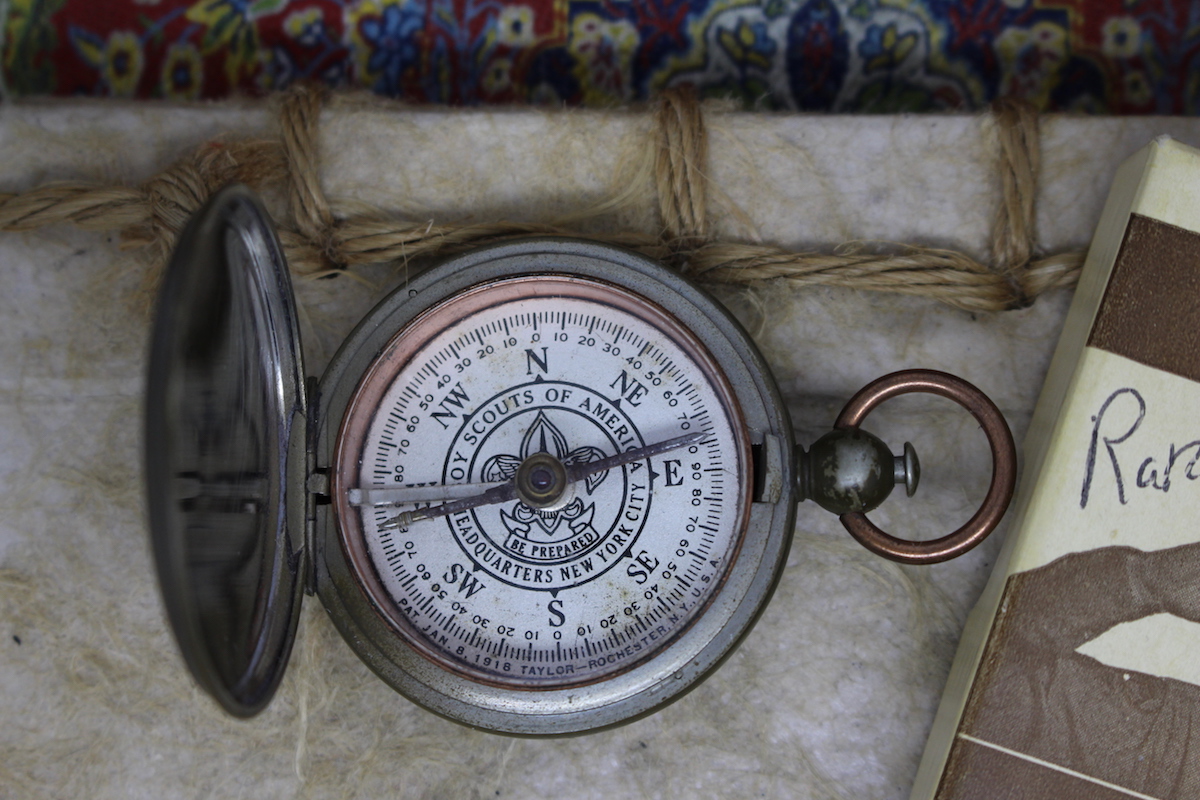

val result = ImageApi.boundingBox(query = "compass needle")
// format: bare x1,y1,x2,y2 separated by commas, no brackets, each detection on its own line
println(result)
375,430,706,530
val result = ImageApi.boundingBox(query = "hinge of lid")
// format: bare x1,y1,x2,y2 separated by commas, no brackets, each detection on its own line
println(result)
303,375,323,596
306,471,330,496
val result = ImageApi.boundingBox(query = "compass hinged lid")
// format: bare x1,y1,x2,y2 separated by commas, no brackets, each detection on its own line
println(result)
145,184,308,717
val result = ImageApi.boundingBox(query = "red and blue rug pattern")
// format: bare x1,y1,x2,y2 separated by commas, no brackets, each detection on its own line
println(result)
5,0,1195,112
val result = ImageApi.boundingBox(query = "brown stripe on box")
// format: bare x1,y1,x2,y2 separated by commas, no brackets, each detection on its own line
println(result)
1088,213,1200,383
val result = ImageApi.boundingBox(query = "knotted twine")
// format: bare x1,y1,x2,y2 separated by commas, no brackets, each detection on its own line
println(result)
0,86,1082,312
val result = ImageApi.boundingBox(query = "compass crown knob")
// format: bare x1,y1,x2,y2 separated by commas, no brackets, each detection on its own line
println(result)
800,429,918,515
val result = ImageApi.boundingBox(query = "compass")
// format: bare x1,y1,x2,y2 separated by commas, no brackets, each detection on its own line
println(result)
145,185,1016,734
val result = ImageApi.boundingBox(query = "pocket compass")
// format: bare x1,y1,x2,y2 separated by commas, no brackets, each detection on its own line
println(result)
145,185,1016,734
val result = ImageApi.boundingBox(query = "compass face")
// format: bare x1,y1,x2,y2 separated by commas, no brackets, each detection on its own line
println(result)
332,275,753,690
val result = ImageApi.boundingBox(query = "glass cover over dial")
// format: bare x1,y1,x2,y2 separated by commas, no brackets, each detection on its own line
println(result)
332,275,751,689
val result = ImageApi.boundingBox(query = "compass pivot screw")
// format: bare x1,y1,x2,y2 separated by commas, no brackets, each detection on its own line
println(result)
515,452,570,509
529,465,555,492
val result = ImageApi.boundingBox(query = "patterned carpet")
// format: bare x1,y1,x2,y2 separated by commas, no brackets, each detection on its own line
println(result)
3,0,1196,112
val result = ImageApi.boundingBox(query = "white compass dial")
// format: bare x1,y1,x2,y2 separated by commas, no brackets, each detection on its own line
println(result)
332,275,751,688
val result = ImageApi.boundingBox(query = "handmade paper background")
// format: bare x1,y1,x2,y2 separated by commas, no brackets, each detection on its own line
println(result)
5,0,1198,113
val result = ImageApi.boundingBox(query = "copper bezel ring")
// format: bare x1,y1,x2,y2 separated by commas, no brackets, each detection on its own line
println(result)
833,370,1017,565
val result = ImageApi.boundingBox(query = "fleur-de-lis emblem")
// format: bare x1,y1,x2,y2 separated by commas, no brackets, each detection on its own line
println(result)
481,412,607,539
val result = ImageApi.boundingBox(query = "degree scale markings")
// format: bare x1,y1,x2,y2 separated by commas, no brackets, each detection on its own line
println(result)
350,290,746,687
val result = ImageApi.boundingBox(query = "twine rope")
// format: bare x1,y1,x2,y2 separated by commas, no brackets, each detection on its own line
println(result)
992,97,1042,307
656,84,708,250
0,87,1082,312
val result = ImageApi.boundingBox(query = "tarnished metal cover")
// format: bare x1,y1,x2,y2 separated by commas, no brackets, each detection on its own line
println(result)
144,184,307,717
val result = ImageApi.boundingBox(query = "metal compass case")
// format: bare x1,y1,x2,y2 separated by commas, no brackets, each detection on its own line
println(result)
145,185,1017,735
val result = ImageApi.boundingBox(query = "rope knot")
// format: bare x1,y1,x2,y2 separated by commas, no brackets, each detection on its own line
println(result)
138,145,226,259
135,139,288,259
